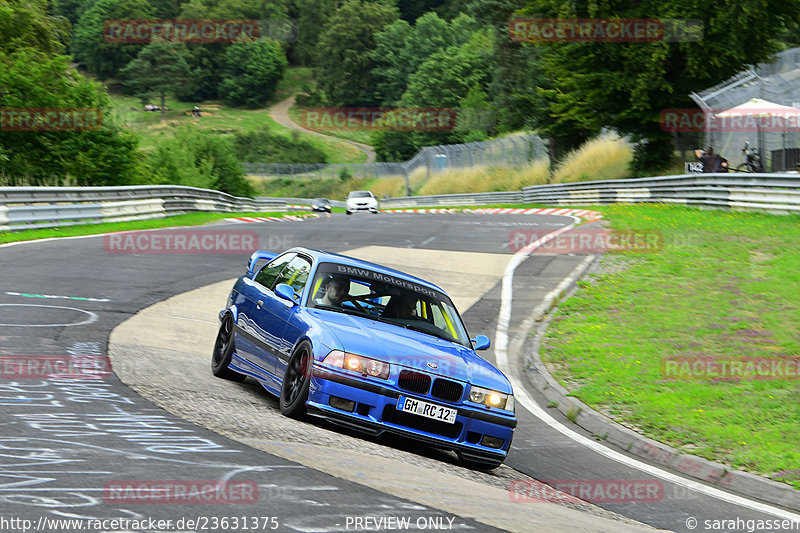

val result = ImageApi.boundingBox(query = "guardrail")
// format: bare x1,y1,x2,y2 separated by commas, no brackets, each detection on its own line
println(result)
3,174,797,232
0,185,314,231
381,173,800,214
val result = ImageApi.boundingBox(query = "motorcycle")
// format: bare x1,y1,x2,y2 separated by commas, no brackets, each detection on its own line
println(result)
735,141,763,173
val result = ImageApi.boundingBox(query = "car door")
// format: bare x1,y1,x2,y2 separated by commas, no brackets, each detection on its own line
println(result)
235,253,295,373
250,254,312,377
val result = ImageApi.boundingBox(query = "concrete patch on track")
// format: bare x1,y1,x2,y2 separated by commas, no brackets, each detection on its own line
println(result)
108,249,659,532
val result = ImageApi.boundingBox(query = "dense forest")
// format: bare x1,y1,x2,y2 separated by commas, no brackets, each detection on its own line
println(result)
1,0,798,194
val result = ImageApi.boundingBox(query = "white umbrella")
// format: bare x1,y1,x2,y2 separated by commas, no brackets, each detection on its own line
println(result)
713,98,800,170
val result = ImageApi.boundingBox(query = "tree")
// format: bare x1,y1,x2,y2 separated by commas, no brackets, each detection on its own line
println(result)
0,1,145,186
218,38,287,107
291,0,336,65
374,29,494,160
119,42,193,121
316,0,398,106
467,0,590,168
1,0,71,54
518,0,800,173
402,30,492,110
371,12,481,105
52,0,86,27
178,0,287,20
71,0,154,80
174,0,290,100
175,44,226,101
370,19,413,105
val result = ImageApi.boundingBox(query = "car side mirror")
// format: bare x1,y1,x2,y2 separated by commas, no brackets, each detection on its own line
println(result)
471,335,491,351
275,283,297,304
247,250,278,276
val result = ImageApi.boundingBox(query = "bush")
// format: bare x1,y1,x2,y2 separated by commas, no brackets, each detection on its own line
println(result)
147,126,253,197
232,128,328,164
294,84,327,107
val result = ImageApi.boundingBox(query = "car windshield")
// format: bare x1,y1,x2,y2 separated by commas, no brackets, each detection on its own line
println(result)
308,262,470,347
349,191,371,198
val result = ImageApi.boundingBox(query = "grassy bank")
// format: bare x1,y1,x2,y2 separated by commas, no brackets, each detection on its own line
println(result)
540,204,800,485
288,105,376,146
108,68,365,164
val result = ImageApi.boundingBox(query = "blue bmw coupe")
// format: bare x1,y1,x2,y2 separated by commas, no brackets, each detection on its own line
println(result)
212,247,516,468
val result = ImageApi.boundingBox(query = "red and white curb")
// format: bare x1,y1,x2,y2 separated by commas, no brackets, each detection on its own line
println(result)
382,207,603,223
225,213,320,223
226,207,603,224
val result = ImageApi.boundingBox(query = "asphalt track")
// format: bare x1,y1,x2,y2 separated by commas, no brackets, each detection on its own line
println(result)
0,212,797,532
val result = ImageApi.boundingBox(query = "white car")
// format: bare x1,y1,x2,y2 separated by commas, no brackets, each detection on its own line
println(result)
345,191,379,215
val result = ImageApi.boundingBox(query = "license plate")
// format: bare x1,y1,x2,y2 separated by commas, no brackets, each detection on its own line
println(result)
397,396,457,424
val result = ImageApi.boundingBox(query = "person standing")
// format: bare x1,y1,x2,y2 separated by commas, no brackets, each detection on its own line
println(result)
695,146,721,172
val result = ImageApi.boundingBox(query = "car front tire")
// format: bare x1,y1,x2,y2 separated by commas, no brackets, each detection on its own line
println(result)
211,314,246,382
280,340,313,418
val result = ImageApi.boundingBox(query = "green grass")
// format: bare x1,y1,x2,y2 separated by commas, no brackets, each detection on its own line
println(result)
287,105,376,146
0,211,303,245
272,66,315,103
539,204,800,484
285,69,375,147
107,68,365,163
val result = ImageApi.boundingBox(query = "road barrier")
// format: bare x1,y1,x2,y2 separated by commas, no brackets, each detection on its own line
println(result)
0,185,312,231
2,173,797,231
381,173,800,214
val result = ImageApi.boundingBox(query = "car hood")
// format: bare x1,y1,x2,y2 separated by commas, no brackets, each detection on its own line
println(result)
308,309,512,393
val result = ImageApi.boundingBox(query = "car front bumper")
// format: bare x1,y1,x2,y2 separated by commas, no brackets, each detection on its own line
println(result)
346,204,378,212
308,365,515,465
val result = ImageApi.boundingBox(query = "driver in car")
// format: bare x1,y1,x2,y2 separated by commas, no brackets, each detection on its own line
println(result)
382,294,417,319
318,275,349,307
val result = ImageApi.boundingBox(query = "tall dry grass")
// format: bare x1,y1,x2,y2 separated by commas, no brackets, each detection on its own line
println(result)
416,160,550,196
552,133,632,183
369,170,428,198
250,133,633,198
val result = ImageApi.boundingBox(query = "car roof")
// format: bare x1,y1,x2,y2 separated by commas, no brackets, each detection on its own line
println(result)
290,247,445,293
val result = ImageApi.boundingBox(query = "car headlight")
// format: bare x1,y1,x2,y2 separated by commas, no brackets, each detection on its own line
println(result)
322,350,390,380
468,385,513,411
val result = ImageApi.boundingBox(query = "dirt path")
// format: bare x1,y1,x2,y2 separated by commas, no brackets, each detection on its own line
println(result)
269,95,377,163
